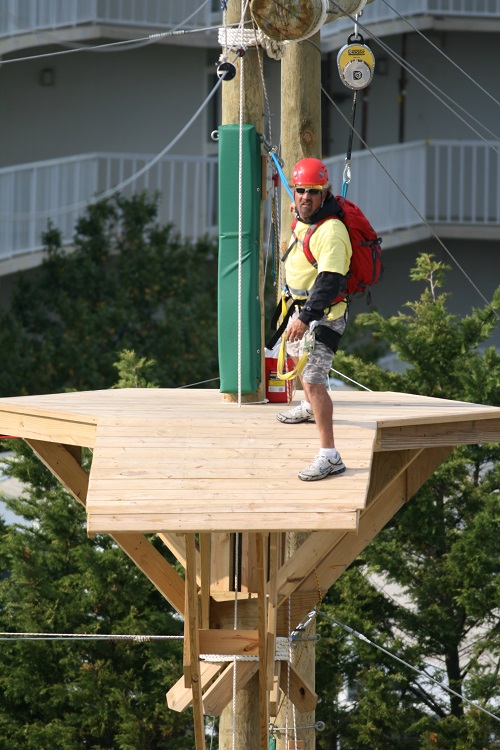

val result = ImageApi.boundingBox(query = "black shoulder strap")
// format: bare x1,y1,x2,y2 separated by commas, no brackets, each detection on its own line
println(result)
266,297,300,351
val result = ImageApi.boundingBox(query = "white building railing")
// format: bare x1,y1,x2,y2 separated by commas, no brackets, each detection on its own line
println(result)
0,140,498,263
0,0,216,38
323,0,500,35
324,139,500,235
0,152,218,260
1,0,499,41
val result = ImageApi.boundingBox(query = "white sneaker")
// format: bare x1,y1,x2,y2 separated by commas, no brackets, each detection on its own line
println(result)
298,453,346,482
277,400,314,424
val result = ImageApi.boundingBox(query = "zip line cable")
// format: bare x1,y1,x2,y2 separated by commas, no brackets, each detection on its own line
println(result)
0,0,219,65
321,85,500,319
328,0,500,148
0,632,182,642
315,610,500,723
379,0,500,110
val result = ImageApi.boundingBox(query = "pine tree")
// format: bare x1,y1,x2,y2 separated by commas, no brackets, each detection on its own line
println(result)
0,351,193,749
316,254,500,750
0,193,219,397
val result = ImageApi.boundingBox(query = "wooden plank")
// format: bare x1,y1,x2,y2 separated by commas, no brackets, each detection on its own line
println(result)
211,533,232,592
377,418,500,450
167,662,223,712
86,510,359,534
0,413,97,447
184,533,206,750
198,630,259,656
210,593,319,637
202,660,259,717
86,495,366,510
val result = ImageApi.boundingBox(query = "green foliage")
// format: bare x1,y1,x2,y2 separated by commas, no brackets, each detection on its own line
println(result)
0,193,219,397
316,254,500,749
0,356,193,748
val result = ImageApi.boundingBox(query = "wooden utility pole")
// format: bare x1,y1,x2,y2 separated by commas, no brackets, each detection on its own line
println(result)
277,32,322,750
221,1,266,405
218,1,265,745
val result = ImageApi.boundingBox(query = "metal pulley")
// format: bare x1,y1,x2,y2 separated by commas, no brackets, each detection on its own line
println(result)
337,33,375,90
216,60,237,81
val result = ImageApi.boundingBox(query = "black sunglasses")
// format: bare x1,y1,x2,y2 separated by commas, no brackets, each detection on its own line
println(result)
294,187,322,195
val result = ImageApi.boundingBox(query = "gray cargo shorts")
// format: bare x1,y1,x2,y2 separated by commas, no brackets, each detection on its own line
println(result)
287,311,347,385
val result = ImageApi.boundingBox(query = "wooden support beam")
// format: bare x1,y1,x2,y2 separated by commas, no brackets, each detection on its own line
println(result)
267,533,279,692
167,662,223,712
27,438,186,615
269,662,281,717
158,532,200,583
199,629,259,656
278,662,317,713
184,533,206,750
256,533,269,750
297,446,454,597
26,439,89,505
199,533,211,630
274,450,423,606
114,534,185,615
202,660,259,717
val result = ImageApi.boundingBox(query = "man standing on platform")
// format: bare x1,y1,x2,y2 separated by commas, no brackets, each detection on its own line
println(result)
277,157,352,481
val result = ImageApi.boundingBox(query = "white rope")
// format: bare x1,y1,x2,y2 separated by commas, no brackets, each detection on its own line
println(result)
4,74,226,221
236,24,245,409
0,631,182,641
218,26,286,60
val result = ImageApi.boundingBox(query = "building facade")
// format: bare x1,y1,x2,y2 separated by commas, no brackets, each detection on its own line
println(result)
0,0,499,345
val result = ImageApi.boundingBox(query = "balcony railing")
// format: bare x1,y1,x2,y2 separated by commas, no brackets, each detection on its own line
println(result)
323,140,500,234
322,0,500,45
0,0,219,38
0,152,218,261
0,140,498,264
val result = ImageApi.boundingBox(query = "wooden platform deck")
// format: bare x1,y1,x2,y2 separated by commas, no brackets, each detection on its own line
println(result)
0,388,498,534
1,386,499,741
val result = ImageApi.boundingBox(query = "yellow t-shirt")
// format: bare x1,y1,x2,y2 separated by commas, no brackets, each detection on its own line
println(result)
285,217,352,321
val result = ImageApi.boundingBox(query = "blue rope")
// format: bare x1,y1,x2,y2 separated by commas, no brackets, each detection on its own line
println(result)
269,152,294,201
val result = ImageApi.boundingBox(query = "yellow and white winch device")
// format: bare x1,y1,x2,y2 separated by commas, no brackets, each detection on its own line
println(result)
337,33,375,90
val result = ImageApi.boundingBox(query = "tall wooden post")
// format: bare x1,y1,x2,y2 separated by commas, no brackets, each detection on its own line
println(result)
277,33,322,750
221,1,266,404
218,1,265,744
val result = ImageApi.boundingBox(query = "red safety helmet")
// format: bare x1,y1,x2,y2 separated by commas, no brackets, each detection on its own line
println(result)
291,157,329,188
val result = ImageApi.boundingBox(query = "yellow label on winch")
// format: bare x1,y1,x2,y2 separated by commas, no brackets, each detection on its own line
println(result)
338,44,375,73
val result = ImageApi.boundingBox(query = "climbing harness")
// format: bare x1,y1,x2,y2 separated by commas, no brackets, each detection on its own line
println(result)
276,293,317,382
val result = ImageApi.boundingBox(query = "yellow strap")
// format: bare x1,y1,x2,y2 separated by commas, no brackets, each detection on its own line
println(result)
277,331,309,380
276,288,309,380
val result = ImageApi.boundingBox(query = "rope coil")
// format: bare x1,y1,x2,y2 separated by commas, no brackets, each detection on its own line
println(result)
218,26,286,59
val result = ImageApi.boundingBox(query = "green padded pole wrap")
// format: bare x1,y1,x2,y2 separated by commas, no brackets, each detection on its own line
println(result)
218,124,262,395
